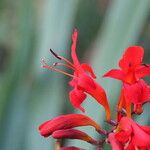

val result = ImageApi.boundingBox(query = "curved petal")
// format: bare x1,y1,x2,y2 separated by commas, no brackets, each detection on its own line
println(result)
81,63,96,79
69,89,86,112
131,124,150,147
77,74,111,121
39,114,101,137
119,46,144,72
52,129,99,145
136,65,150,78
71,29,80,67
77,74,96,92
103,69,125,81
140,125,150,135
123,80,150,105
115,131,131,143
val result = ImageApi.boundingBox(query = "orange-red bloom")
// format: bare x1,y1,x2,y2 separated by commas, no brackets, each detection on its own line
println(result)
42,30,111,121
104,46,150,84
104,46,150,118
39,114,101,137
108,117,150,150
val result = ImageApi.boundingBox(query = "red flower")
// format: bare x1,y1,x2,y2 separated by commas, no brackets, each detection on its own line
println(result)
116,79,150,118
108,117,150,149
42,30,111,121
124,79,150,114
104,46,150,84
38,114,101,137
52,129,99,145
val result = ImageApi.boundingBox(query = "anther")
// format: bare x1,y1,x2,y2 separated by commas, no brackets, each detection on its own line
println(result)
49,49,62,60
52,62,58,66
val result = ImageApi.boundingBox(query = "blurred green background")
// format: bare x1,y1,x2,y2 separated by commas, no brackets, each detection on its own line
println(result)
0,0,150,150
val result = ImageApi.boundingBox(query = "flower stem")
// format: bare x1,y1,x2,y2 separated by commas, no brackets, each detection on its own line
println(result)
55,139,61,150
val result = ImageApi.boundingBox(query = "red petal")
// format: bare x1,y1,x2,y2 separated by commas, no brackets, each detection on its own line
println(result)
136,65,150,78
78,74,111,121
60,146,85,150
77,74,96,92
108,133,123,150
117,117,133,133
69,89,86,112
71,29,80,67
115,131,131,143
103,69,125,81
117,117,150,147
81,63,96,79
119,46,144,72
52,129,98,145
38,114,101,137
140,126,150,135
124,80,150,104
131,124,150,147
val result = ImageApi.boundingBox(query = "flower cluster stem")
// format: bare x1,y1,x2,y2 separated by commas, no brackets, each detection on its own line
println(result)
55,139,61,150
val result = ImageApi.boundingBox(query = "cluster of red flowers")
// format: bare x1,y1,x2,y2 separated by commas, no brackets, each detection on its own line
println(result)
39,30,150,150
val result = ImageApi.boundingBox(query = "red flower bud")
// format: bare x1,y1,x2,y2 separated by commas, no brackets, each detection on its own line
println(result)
52,129,99,145
39,114,101,137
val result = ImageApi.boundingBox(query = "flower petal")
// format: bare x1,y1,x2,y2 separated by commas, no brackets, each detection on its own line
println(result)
108,133,123,150
81,63,96,79
103,69,125,81
119,46,144,72
136,65,150,78
69,89,86,112
77,74,111,121
123,80,150,105
52,129,99,145
117,117,150,147
39,114,101,137
77,74,96,91
71,29,80,67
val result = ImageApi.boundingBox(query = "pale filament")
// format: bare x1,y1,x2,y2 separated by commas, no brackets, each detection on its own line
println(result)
49,49,75,68
52,62,75,70
41,59,76,78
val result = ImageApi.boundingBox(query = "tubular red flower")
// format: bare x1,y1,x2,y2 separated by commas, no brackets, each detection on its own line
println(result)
39,114,101,137
42,30,111,121
115,117,150,149
52,129,99,145
103,46,150,84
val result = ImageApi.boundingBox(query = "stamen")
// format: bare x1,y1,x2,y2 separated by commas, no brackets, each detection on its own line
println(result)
105,120,118,126
52,62,75,70
50,49,62,60
41,59,75,78
49,49,74,68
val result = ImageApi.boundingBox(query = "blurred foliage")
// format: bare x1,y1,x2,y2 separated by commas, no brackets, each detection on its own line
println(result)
0,0,150,150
